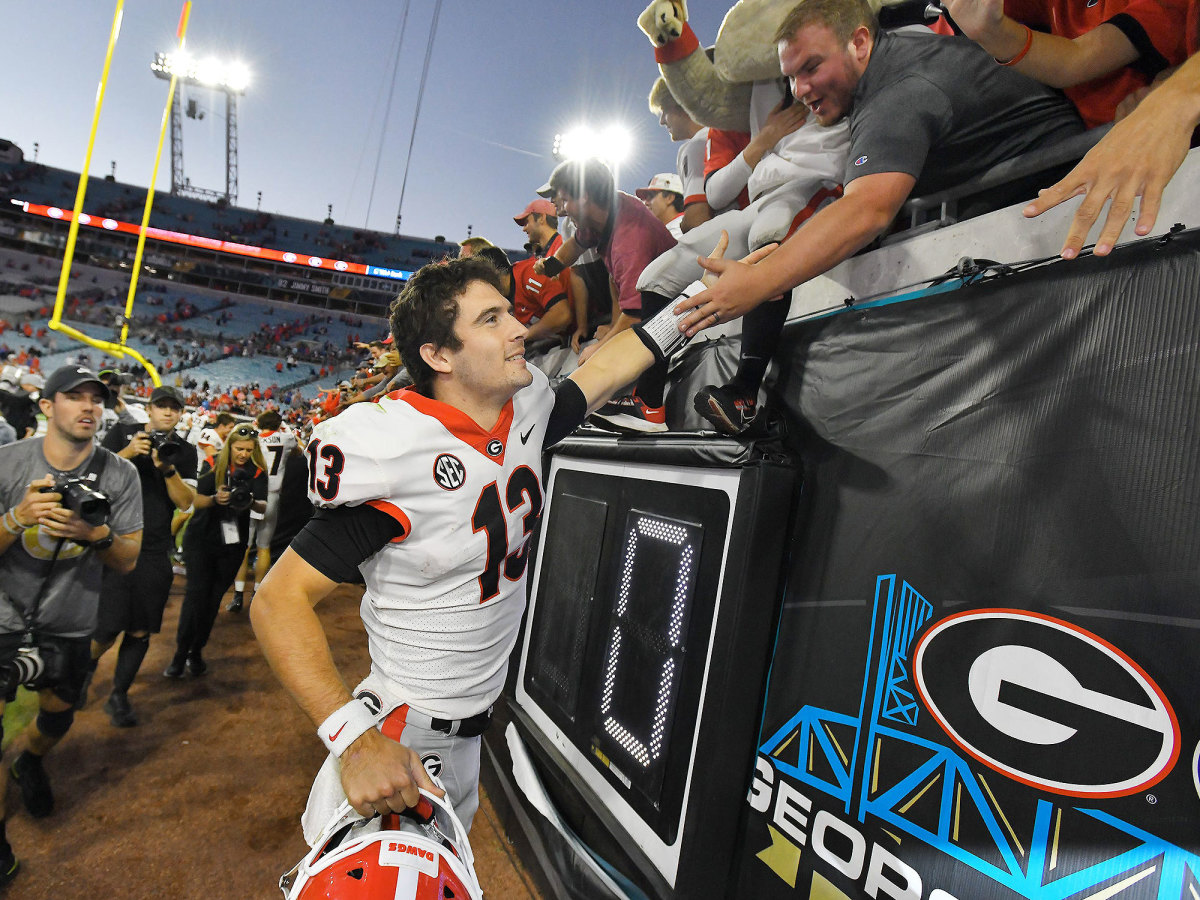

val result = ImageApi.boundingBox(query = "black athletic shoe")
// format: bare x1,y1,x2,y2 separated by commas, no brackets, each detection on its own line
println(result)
693,384,758,436
103,692,138,728
588,392,667,433
10,751,54,818
74,662,98,710
186,652,207,677
163,652,186,679
0,844,18,889
226,592,244,613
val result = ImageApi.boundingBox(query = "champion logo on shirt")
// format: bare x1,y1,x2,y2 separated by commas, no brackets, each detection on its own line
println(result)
854,156,869,166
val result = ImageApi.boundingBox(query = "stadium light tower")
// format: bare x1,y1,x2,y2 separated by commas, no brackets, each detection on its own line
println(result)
151,51,250,205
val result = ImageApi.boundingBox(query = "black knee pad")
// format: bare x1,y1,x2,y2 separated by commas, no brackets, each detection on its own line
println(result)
123,633,151,648
37,706,75,738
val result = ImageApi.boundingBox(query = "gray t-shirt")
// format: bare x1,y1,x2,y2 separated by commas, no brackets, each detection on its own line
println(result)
846,31,1085,195
0,438,142,638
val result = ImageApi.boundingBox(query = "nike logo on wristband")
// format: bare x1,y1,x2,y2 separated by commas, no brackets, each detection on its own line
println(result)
520,426,535,444
328,723,347,742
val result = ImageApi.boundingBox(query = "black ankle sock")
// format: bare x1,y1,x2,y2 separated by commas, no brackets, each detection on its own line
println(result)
731,296,789,396
112,633,151,694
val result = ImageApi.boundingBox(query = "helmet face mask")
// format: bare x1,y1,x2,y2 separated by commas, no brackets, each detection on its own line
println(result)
281,790,482,900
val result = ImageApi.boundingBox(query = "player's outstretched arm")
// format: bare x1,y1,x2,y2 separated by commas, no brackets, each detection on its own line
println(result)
1023,52,1200,259
252,547,441,816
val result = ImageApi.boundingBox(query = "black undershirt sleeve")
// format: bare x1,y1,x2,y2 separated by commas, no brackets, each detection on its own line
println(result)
1107,13,1168,79
289,504,406,584
545,379,588,447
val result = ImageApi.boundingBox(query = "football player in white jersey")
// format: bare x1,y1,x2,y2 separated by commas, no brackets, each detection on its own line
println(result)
227,409,298,613
252,238,770,844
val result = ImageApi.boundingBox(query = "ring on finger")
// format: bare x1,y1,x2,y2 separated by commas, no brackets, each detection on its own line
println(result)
711,310,721,323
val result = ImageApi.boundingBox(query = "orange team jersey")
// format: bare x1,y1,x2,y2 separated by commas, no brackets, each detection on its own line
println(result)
510,256,569,325
1004,0,1190,127
705,128,752,210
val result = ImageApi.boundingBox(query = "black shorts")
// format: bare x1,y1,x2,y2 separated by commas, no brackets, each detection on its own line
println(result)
0,632,93,706
96,551,174,636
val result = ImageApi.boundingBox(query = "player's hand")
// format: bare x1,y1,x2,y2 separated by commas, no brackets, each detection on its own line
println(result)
638,0,688,46
570,327,586,354
675,234,779,336
577,342,600,365
122,429,152,459
339,728,444,818
532,258,547,276
1022,83,1192,258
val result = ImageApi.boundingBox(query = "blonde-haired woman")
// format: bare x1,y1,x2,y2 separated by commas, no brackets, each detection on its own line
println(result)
165,423,267,678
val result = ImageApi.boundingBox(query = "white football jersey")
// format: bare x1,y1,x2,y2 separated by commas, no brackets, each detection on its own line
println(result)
259,427,299,493
306,367,555,719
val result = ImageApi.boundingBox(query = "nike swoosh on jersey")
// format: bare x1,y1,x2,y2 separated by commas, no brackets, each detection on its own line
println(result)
520,426,535,444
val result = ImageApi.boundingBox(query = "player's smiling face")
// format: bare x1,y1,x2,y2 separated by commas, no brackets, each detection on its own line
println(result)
778,22,867,126
447,279,531,403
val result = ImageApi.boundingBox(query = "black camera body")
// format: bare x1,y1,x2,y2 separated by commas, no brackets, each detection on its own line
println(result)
147,429,183,464
0,641,66,696
225,467,254,512
40,476,110,527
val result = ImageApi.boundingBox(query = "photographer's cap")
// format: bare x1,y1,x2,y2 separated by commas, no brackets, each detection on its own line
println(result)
150,385,185,407
43,365,111,403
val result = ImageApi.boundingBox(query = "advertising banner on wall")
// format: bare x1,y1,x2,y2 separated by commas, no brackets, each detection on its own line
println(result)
740,233,1200,899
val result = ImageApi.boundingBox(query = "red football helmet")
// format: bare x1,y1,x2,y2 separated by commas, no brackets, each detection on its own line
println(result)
280,789,483,900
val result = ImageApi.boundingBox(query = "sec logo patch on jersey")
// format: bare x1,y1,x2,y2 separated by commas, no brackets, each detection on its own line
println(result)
913,609,1179,798
433,454,466,490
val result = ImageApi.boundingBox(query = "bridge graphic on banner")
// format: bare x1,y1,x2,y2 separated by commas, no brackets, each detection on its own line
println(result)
758,575,1200,899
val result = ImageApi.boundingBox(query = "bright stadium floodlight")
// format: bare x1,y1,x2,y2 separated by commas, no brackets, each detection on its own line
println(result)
152,51,251,94
552,123,633,166
151,49,251,204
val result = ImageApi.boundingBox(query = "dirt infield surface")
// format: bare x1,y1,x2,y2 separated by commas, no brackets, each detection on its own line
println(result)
1,576,543,899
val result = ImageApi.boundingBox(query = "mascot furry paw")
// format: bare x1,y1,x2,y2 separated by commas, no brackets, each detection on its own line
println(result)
638,0,690,46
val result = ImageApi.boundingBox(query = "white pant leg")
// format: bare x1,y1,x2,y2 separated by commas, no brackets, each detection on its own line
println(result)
635,203,756,298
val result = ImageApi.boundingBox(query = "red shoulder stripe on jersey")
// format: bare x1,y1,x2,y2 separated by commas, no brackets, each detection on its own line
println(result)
381,704,410,742
398,390,515,465
366,499,412,543
684,193,707,206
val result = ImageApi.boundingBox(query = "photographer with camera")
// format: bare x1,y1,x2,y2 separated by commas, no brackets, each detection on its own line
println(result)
79,385,197,727
0,365,142,889
164,423,265,680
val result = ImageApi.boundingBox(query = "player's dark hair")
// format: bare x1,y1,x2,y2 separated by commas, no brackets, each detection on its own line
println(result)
475,246,513,275
256,408,282,430
666,192,685,213
215,412,237,426
390,257,505,396
548,158,615,209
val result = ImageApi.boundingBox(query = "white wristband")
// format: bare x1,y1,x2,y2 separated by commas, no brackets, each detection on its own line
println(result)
318,698,378,757
634,280,707,361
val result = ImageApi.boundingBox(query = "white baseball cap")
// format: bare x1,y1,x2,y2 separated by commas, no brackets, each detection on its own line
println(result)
635,173,684,199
